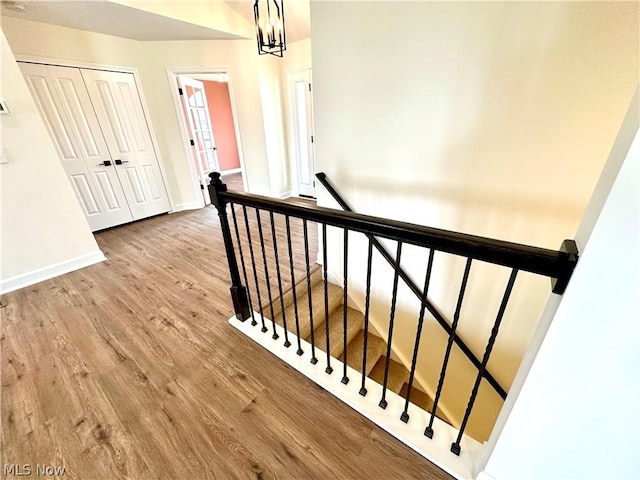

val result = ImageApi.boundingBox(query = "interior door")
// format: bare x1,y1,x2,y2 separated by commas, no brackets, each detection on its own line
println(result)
81,69,171,220
291,68,315,197
178,75,219,204
19,63,133,231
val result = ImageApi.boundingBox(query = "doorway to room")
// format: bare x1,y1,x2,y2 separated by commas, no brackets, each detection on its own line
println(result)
169,69,246,206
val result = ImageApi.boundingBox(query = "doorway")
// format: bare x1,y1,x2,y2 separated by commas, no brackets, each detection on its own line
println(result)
170,69,246,206
290,67,315,198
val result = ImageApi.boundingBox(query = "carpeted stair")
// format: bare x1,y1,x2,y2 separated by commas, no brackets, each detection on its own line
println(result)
261,265,448,419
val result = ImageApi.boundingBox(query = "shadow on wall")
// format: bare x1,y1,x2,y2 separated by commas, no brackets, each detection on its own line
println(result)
323,225,549,443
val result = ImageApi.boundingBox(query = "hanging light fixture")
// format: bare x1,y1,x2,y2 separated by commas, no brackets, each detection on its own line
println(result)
254,0,286,58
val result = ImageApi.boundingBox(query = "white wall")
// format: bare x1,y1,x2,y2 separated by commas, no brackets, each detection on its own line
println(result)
0,30,104,293
480,93,639,480
1,15,289,208
310,1,639,441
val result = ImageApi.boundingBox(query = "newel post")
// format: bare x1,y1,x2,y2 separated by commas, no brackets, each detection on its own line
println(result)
208,172,251,321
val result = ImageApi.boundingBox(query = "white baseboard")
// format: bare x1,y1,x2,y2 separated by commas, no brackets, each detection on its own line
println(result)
0,250,106,295
276,190,292,199
172,201,204,212
229,314,484,480
475,472,496,480
220,168,242,176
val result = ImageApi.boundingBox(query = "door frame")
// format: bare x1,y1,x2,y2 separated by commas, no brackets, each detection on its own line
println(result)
15,54,177,213
167,67,248,207
287,65,315,198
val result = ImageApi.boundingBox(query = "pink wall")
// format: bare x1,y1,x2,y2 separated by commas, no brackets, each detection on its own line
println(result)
203,81,241,172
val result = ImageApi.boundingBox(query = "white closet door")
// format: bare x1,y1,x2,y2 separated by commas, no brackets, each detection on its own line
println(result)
19,63,133,231
81,69,171,220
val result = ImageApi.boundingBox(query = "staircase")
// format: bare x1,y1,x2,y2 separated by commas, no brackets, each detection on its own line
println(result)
261,265,449,422
209,170,579,479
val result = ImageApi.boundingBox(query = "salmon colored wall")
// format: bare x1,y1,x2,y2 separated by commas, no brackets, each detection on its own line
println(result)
203,80,241,172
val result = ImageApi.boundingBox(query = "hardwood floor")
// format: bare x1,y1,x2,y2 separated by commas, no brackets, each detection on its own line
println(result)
1,203,453,479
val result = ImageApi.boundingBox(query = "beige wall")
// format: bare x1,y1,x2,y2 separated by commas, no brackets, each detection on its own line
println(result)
310,1,639,441
1,15,288,207
482,91,639,480
0,30,104,293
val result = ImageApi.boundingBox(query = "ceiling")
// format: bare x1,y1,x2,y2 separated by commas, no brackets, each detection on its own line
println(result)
0,0,310,42
226,0,310,42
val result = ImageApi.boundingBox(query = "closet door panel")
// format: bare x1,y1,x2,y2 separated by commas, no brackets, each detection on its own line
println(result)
81,69,170,220
19,63,133,231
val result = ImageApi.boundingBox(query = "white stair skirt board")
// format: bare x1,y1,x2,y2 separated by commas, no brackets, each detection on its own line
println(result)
0,251,106,294
229,314,484,480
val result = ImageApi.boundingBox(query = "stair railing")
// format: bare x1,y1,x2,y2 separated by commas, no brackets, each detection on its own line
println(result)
316,172,514,400
208,171,579,455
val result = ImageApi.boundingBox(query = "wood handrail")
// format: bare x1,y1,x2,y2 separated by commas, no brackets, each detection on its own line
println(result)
210,171,579,401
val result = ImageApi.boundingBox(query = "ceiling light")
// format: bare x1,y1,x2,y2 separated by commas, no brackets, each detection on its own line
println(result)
253,0,286,58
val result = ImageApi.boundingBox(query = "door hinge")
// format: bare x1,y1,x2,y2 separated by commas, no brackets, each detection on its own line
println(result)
178,87,184,96
311,135,314,143
308,83,311,92
190,139,195,146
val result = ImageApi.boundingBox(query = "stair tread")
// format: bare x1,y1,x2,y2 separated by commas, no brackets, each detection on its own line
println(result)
369,357,410,395
340,330,387,376
262,264,322,320
312,306,364,358
399,382,434,412
267,279,343,340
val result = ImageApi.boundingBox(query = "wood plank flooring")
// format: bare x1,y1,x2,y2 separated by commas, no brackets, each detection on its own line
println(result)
1,198,453,479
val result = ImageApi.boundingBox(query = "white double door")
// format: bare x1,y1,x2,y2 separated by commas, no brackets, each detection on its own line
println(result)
20,63,170,231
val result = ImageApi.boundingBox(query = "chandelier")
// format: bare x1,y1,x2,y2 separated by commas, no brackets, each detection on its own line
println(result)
253,0,286,57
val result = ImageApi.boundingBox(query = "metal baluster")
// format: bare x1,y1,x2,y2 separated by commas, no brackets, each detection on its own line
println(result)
231,204,256,326
303,219,318,363
451,268,518,455
285,216,303,355
341,228,350,384
379,241,403,409
401,249,435,422
322,223,333,374
425,257,473,438
243,206,267,332
359,238,374,396
270,212,290,347
256,208,279,340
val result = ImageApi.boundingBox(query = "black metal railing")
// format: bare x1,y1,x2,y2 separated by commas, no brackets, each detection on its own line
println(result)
209,171,578,455
315,172,517,400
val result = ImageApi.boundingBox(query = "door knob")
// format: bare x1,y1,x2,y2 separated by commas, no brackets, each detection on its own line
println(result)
115,159,129,165
98,160,112,166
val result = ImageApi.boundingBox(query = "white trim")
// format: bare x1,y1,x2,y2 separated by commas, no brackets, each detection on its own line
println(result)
276,190,292,199
475,472,496,480
220,167,242,176
1,251,106,295
229,314,483,480
172,201,205,212
15,55,177,213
